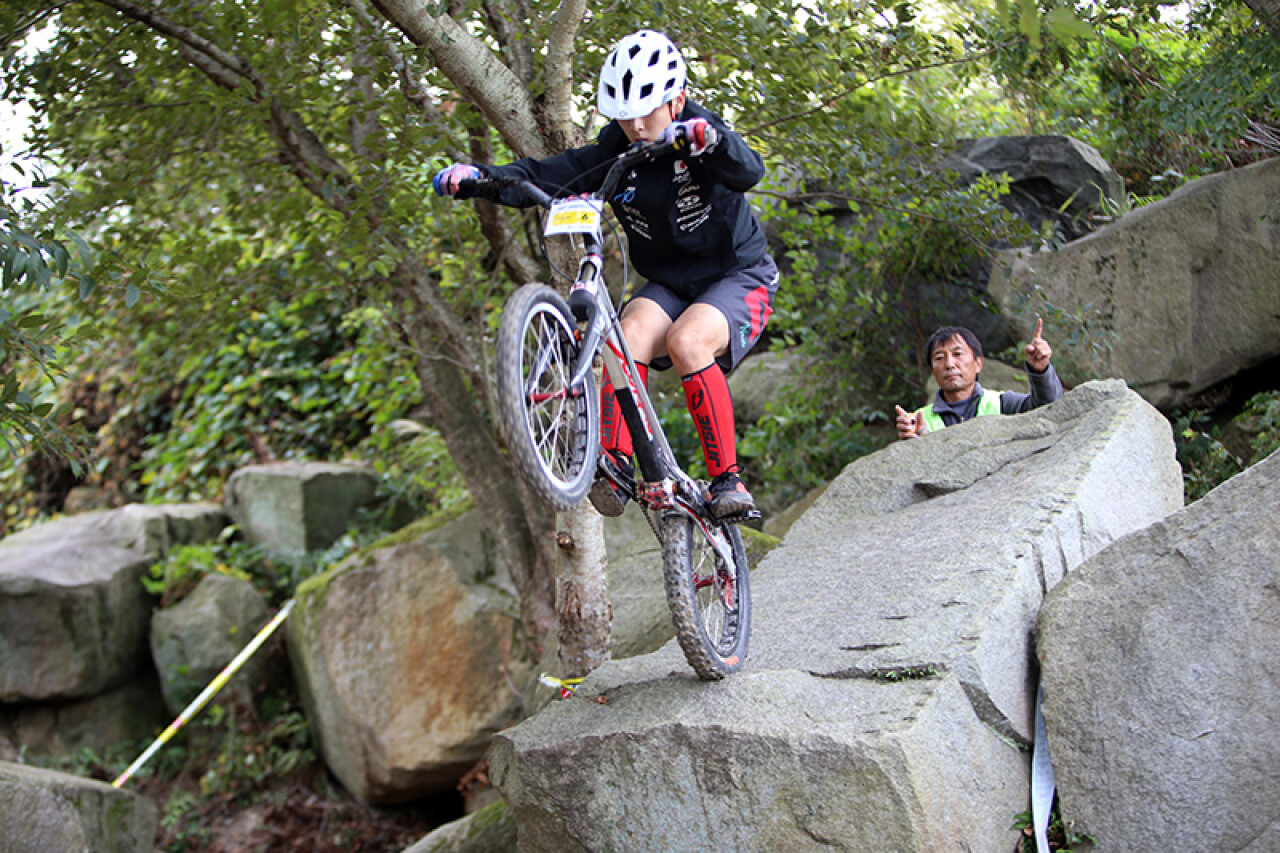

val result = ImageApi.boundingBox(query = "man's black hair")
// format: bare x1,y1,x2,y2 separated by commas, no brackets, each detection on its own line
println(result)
926,326,984,361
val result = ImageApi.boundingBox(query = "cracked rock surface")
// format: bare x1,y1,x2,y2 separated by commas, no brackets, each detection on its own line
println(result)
491,380,1184,851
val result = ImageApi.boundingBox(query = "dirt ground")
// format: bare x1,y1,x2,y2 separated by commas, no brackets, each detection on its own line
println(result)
126,764,466,852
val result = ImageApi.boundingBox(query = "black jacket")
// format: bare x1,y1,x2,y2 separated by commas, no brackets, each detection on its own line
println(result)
463,100,770,299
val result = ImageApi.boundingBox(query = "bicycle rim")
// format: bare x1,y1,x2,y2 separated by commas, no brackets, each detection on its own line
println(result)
660,511,751,680
496,284,598,510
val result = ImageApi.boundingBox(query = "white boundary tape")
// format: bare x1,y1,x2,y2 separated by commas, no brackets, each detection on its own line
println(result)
112,598,295,788
1031,682,1056,851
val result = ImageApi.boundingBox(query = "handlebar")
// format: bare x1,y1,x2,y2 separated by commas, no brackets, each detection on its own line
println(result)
456,137,681,208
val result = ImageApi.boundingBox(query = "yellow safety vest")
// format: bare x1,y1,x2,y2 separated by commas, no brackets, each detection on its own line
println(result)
915,389,1004,433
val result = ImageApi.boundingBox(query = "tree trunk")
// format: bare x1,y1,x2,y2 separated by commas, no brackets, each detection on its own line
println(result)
1242,0,1280,42
370,0,550,158
555,506,612,677
391,275,559,648
540,235,613,678
92,0,617,679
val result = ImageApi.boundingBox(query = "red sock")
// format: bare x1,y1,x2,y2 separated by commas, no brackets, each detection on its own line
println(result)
601,362,648,458
682,364,737,478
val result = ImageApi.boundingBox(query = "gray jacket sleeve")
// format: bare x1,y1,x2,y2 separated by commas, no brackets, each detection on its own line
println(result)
999,364,1065,414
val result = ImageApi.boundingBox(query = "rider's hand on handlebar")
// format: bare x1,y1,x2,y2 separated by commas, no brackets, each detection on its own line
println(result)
433,164,481,196
661,119,719,157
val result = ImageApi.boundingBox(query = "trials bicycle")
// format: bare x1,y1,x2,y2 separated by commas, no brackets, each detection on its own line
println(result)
459,135,753,680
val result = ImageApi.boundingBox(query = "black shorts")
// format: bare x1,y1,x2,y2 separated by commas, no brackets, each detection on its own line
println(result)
631,254,779,374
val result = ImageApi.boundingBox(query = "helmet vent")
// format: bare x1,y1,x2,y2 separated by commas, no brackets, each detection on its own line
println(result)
596,30,687,120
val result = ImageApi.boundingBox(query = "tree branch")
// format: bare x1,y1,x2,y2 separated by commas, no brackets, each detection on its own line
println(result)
94,0,355,210
743,43,1010,138
95,0,266,93
482,0,535,86
89,0,496,373
340,0,467,162
370,0,548,158
543,0,588,150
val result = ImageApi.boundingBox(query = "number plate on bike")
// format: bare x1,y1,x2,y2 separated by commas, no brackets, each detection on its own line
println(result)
545,198,603,239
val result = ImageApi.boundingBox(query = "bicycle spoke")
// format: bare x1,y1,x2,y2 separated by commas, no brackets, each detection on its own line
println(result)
496,285,597,511
519,306,590,486
661,511,751,679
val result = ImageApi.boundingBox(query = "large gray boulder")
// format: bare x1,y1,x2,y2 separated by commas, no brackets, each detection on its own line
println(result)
990,157,1280,408
943,136,1124,241
402,800,517,853
0,503,226,702
0,520,153,702
490,380,1183,851
1037,448,1280,850
288,510,532,805
150,572,274,716
0,760,158,852
225,461,378,557
602,504,671,660
0,674,167,763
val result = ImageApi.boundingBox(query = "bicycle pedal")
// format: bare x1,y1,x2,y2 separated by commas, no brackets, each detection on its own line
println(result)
714,508,762,525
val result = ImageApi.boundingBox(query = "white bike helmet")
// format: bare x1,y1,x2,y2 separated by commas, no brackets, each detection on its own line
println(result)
597,30,687,120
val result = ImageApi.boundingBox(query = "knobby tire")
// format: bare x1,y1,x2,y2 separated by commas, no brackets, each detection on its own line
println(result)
495,284,598,511
660,511,751,680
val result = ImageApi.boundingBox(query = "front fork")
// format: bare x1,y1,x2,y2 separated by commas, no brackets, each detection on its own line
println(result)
566,251,738,574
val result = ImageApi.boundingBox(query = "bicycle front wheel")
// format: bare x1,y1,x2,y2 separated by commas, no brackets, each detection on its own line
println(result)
496,284,599,511
661,512,751,680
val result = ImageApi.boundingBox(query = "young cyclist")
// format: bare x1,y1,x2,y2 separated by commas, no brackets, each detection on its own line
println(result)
435,29,779,520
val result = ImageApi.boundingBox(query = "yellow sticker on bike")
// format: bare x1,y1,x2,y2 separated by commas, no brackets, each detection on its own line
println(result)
545,198,603,239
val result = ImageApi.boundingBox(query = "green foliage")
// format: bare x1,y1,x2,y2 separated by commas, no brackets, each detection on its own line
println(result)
739,164,1032,492
739,391,890,509
135,291,419,503
356,421,471,524
1174,391,1280,504
1241,390,1280,463
0,174,90,465
1011,799,1096,851
968,0,1280,191
1174,409,1244,503
143,512,404,608
142,531,285,605
197,704,315,796
158,789,210,849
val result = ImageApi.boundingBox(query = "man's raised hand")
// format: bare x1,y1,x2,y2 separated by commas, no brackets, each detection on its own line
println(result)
1024,317,1053,373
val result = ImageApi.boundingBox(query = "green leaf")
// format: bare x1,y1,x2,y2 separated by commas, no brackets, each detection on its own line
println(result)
126,283,141,308
52,242,71,277
1018,0,1041,49
4,250,27,288
69,231,94,269
1045,7,1093,42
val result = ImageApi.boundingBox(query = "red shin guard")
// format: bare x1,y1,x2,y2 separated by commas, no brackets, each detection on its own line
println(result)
682,364,738,479
600,362,648,458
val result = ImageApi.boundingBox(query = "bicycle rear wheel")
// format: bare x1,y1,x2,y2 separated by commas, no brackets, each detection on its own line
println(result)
660,511,751,679
496,284,598,511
